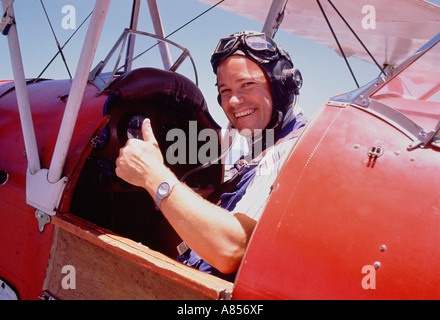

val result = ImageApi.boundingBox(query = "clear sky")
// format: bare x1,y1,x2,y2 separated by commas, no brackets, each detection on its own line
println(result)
1,0,439,127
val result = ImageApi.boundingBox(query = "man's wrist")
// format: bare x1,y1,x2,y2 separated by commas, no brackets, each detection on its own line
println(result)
155,179,180,210
144,166,174,193
145,166,179,208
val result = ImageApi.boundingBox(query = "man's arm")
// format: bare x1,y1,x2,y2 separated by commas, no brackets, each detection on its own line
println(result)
115,119,256,274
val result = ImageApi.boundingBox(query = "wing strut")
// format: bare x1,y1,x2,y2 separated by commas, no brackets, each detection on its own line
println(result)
1,0,41,175
48,0,110,184
124,0,141,71
262,0,288,38
146,0,173,70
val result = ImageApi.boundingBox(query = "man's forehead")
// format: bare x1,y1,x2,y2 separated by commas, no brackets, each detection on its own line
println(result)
216,56,266,87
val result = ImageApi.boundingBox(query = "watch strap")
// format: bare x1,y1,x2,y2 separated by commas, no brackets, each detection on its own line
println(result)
155,180,179,210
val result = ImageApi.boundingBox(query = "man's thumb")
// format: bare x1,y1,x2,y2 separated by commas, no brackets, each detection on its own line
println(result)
142,118,157,143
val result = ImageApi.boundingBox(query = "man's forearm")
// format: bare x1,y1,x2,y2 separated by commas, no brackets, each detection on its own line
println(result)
152,172,256,274
115,118,256,274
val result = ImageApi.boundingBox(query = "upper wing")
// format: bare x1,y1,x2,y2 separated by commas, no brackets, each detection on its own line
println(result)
199,0,440,68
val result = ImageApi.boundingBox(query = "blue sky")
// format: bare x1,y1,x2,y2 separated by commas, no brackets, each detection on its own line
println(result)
1,0,439,127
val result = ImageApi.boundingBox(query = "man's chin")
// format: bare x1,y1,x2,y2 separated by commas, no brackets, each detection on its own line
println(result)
237,127,259,138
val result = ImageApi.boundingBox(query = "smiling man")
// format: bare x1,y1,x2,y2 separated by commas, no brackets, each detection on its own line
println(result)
115,31,307,281
217,55,273,134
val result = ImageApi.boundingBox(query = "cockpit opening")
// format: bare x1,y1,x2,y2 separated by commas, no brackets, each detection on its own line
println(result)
70,68,223,258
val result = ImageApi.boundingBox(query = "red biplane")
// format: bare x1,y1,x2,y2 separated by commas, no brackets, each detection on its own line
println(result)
0,0,439,300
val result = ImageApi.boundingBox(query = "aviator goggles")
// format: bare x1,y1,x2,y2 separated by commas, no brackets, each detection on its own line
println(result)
211,32,284,71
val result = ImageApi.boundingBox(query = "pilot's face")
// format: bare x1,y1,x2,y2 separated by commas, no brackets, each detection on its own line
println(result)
217,56,273,137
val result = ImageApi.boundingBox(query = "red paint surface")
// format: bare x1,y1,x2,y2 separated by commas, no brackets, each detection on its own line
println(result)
0,80,107,299
234,103,440,299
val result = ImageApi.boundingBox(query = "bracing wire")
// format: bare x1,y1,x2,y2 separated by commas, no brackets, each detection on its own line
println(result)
327,0,386,76
39,0,72,79
164,0,225,40
316,0,360,88
36,5,93,81
37,0,224,82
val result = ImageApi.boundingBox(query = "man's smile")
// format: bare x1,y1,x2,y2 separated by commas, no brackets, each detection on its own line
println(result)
234,108,256,118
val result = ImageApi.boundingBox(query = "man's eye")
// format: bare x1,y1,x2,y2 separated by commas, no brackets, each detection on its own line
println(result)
219,88,230,95
243,82,255,87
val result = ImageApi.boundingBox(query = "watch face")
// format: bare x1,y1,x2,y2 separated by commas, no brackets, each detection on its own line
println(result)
158,182,170,196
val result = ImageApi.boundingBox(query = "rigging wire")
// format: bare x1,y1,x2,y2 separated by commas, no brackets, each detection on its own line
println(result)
36,10,93,81
39,0,72,79
316,0,360,88
36,0,224,82
327,0,386,76
164,0,225,40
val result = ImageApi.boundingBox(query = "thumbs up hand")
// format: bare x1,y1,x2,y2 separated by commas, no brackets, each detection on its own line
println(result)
141,118,157,144
116,118,174,194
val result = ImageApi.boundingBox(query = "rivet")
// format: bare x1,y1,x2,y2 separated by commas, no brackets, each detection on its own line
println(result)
374,261,381,269
394,150,400,155
410,157,416,162
380,244,387,252
354,144,360,149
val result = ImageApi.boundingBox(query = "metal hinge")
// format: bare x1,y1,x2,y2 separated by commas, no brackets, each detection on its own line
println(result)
35,210,51,232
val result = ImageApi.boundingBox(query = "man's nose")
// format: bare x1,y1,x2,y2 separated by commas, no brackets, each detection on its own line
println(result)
228,92,244,107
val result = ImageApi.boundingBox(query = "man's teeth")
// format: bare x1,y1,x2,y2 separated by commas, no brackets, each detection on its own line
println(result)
234,109,255,118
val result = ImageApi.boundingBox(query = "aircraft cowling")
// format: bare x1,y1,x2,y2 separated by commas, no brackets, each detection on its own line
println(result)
233,101,440,299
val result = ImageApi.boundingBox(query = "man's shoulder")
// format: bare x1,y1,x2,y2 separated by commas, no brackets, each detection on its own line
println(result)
278,110,308,139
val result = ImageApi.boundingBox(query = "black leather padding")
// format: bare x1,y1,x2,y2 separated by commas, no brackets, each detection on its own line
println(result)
104,68,220,130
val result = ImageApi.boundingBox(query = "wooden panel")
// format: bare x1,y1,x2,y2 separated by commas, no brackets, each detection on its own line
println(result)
45,214,233,300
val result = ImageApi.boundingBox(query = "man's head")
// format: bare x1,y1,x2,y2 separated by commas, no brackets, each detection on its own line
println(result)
216,55,273,135
211,31,302,133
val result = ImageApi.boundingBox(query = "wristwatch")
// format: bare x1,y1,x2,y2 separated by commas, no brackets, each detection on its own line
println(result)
155,180,179,210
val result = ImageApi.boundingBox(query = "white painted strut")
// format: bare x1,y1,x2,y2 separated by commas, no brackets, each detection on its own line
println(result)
146,0,173,70
1,0,41,175
262,0,289,38
48,0,110,183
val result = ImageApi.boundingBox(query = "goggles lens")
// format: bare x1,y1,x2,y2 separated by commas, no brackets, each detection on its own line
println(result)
215,36,238,53
213,33,279,62
245,34,277,52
